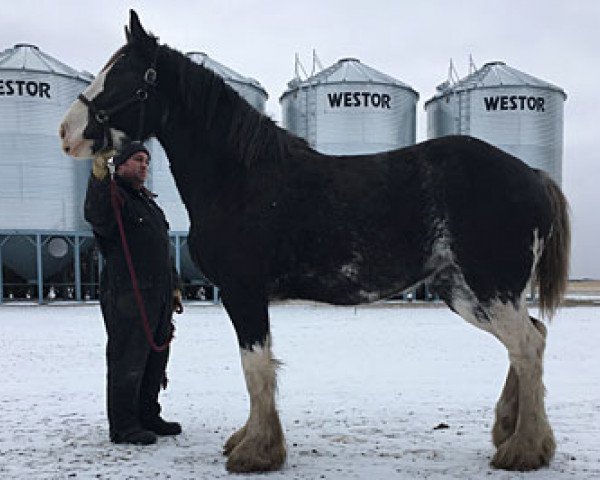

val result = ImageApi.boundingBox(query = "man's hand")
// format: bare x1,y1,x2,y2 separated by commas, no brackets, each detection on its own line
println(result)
173,289,184,314
92,156,108,179
92,151,115,180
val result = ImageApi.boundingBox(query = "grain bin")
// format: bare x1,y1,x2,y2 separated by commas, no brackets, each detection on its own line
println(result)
0,43,93,230
0,43,93,280
187,52,268,111
425,61,566,184
280,57,419,155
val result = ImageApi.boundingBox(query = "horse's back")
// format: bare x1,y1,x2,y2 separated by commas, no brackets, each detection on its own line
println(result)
272,135,554,304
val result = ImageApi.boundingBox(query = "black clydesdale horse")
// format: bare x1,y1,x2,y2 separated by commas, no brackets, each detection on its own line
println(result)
60,11,570,473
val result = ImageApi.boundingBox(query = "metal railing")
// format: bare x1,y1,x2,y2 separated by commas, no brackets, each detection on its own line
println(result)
0,229,218,304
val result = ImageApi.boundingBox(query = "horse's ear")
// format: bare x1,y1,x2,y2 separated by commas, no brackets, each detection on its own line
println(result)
129,10,147,42
125,25,131,43
128,9,157,55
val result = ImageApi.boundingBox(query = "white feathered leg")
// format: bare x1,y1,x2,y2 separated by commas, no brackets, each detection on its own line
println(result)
225,335,286,473
492,317,548,448
490,304,555,470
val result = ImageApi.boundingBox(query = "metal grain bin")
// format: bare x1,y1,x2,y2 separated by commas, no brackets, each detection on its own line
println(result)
147,52,269,233
187,52,268,112
0,44,93,280
280,58,419,155
425,61,566,185
0,43,93,230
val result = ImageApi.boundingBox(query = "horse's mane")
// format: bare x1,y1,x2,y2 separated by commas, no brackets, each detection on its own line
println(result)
157,44,309,168
103,44,129,72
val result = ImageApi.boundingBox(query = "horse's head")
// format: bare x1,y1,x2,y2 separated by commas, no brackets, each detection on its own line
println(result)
59,10,160,159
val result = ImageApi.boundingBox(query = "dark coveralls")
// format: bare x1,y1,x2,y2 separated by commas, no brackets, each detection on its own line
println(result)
84,173,178,441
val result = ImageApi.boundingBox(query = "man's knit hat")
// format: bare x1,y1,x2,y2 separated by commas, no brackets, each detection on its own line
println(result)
112,142,150,167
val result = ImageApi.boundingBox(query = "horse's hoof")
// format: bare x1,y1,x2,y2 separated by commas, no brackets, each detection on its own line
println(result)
490,431,555,471
226,435,286,473
223,425,247,456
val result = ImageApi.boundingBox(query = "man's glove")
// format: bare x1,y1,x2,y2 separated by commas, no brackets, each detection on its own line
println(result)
91,150,116,180
173,289,184,314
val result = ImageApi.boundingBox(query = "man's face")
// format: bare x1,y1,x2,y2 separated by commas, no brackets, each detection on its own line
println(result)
117,151,149,186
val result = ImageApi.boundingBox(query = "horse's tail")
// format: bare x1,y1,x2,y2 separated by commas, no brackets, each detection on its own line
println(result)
535,171,571,318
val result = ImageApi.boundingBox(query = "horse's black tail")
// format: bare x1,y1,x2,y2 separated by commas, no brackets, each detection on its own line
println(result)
535,171,571,318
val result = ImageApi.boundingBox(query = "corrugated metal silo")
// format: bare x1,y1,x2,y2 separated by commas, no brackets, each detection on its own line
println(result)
0,43,93,229
425,61,566,184
0,44,93,279
187,52,268,111
280,58,419,155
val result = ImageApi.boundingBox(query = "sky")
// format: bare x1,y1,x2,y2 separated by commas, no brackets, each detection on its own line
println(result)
2,0,599,278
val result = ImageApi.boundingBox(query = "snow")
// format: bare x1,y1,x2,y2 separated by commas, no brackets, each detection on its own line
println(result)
1,302,598,479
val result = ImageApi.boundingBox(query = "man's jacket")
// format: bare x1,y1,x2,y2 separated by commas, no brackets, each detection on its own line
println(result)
84,174,179,295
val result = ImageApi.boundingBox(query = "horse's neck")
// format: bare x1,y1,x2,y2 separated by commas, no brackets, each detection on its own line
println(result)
155,126,232,219
154,48,289,216
153,52,239,213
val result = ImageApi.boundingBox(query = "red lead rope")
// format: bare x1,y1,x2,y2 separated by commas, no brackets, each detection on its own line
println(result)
110,179,173,352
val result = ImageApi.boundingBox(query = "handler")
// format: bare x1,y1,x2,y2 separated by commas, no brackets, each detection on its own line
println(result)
84,142,183,445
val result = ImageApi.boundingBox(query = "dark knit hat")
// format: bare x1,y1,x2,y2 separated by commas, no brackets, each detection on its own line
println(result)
112,142,150,167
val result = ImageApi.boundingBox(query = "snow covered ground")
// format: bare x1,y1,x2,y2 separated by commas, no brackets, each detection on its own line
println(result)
0,302,598,479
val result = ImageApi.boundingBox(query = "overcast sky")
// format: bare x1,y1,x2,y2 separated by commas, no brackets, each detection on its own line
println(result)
2,0,599,278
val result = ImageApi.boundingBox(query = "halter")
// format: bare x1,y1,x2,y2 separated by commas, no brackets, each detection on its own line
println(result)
77,48,159,152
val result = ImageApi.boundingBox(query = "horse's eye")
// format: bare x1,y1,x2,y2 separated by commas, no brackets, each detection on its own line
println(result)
95,111,110,124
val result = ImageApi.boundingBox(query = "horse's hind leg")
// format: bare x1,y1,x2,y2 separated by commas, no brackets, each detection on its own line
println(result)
492,316,547,448
436,265,554,470
220,288,286,473
490,305,555,470
492,365,519,448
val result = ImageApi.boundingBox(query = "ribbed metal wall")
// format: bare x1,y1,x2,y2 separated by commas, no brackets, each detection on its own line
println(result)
0,44,92,231
187,52,268,111
280,58,419,155
145,137,187,231
425,61,566,185
0,44,93,281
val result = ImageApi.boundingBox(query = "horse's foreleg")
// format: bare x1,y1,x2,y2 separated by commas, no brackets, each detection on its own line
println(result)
491,307,555,471
492,316,547,448
221,291,286,473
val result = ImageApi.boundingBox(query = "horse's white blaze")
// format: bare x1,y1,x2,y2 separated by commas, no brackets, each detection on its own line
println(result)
60,69,107,158
60,64,126,159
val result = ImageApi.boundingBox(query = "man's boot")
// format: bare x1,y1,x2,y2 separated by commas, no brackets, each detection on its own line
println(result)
112,429,157,445
142,417,182,436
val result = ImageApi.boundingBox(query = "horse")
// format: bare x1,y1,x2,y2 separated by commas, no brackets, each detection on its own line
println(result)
59,10,570,473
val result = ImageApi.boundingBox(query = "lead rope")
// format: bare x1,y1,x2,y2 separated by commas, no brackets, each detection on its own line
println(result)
107,159,173,353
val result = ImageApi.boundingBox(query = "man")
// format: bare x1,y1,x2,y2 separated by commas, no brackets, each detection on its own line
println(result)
85,142,183,445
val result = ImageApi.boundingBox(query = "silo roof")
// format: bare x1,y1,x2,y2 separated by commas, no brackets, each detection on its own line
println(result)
430,61,566,101
283,57,418,98
0,43,93,82
186,51,267,97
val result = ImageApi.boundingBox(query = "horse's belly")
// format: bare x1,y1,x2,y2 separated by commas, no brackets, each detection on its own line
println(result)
269,267,415,306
